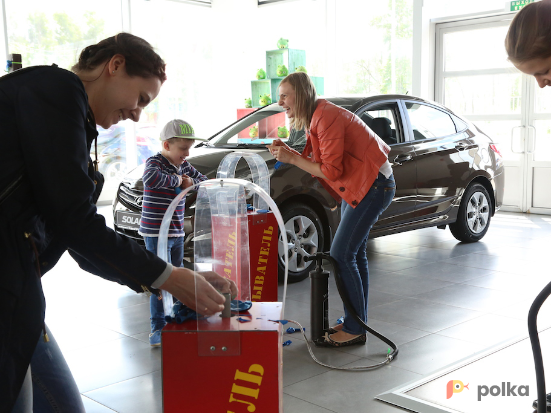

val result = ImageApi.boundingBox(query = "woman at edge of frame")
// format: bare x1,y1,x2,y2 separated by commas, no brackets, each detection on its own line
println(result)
505,1,551,411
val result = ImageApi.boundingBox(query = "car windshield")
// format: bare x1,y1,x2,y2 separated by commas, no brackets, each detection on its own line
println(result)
201,104,306,152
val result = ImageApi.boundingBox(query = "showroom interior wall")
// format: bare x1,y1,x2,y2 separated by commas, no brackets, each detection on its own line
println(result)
0,0,520,203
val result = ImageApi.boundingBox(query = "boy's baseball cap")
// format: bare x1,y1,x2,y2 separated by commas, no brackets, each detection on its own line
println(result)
160,119,208,141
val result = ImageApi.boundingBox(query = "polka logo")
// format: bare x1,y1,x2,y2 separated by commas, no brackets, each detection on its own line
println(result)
447,380,469,399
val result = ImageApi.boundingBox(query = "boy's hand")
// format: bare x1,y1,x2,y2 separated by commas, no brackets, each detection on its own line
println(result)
180,174,193,190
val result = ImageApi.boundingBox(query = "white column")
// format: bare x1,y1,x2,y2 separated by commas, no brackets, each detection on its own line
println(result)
1,0,9,68
121,0,137,173
412,0,423,97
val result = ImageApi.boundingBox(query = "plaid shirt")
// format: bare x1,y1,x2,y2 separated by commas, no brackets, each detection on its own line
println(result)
139,153,207,237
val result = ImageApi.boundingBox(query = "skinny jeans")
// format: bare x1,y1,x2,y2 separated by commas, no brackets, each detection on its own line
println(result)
330,173,395,335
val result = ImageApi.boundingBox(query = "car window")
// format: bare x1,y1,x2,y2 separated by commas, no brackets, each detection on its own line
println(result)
211,107,306,151
356,103,401,145
451,114,468,133
405,103,456,140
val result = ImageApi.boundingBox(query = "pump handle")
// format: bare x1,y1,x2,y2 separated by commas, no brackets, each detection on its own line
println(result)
304,252,331,263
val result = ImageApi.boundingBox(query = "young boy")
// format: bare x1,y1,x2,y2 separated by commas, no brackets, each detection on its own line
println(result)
138,119,208,346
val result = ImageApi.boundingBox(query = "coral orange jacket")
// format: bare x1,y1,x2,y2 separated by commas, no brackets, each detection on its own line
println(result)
300,99,391,208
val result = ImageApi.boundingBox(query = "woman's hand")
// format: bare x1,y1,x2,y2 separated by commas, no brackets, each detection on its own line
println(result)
197,271,238,300
267,140,295,164
159,267,227,316
180,174,193,190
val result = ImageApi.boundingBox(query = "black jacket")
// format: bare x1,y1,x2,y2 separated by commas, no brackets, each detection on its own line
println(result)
0,66,167,411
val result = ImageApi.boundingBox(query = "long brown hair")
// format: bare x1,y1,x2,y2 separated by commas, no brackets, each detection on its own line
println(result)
505,0,551,64
279,72,317,131
72,33,167,83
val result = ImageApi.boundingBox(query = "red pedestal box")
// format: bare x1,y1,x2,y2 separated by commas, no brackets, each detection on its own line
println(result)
162,302,283,413
212,211,279,303
237,108,256,139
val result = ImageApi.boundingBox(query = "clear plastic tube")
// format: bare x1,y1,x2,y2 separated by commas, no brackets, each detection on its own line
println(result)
157,178,289,319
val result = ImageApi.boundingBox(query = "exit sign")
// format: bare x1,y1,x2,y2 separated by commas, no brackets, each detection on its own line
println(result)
510,0,536,11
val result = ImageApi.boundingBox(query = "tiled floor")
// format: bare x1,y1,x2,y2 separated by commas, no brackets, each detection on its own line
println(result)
40,209,551,412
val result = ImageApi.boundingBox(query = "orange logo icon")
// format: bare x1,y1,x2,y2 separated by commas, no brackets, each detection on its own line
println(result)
447,380,469,399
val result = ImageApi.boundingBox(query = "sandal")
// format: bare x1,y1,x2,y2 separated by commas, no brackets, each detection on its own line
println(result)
318,332,366,347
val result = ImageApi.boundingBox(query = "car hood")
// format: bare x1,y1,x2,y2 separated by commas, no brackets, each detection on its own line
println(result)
122,147,276,185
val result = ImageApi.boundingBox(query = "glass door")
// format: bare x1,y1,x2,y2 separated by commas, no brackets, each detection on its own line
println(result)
434,14,551,213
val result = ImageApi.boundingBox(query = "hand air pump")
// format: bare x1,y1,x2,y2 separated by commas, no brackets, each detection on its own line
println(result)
305,251,399,366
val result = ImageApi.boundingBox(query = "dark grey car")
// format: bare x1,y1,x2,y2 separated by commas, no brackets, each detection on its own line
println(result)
113,95,504,283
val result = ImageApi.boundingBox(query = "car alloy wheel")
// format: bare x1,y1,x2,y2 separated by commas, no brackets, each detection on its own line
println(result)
465,191,490,234
449,182,492,243
278,203,324,283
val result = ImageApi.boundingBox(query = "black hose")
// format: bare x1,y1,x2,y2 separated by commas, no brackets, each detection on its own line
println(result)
528,280,551,413
305,252,398,361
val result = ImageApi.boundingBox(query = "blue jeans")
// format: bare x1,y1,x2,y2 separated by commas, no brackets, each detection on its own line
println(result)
12,325,85,413
144,236,184,332
330,173,396,335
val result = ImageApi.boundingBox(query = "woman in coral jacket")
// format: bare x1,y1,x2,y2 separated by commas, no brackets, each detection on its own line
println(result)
267,72,396,347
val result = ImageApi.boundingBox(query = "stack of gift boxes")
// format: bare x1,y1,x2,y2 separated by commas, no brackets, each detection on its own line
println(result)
238,45,324,141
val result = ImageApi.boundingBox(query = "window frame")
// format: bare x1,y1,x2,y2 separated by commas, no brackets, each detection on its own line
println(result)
355,99,407,146
401,100,459,142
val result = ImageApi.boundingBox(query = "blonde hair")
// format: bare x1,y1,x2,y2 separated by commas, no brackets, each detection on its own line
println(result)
279,72,317,131
505,0,551,64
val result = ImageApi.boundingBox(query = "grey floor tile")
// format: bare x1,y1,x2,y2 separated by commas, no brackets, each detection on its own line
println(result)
331,319,430,360
412,283,528,312
64,337,161,393
83,302,152,337
367,290,406,309
81,396,117,413
386,333,485,375
284,362,422,413
369,271,454,297
381,245,471,261
393,261,491,283
443,253,545,276
461,270,550,295
84,371,162,413
282,339,363,386
45,319,127,352
368,298,483,333
364,252,427,272
283,394,336,413
435,313,526,345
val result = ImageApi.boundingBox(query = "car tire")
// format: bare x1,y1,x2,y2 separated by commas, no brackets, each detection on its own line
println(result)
449,183,492,243
278,202,324,283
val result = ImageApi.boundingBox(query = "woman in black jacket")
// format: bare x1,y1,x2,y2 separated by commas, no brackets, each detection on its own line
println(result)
0,33,233,412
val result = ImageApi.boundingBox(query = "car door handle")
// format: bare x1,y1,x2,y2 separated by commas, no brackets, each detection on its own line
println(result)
455,142,469,151
393,154,412,165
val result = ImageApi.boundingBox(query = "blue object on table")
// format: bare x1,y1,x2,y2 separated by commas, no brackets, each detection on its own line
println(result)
282,340,292,347
231,300,252,312
286,327,305,334
256,209,270,213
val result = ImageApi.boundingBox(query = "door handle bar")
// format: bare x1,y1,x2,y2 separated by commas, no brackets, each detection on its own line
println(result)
527,125,536,155
511,125,525,154
393,154,413,166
